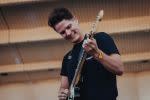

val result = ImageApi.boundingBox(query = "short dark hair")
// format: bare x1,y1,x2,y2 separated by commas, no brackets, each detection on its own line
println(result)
48,7,73,29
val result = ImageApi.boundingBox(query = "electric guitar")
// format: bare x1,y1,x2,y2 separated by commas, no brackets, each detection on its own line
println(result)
67,10,104,100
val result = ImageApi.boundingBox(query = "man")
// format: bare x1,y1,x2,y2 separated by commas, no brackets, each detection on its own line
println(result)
48,7,124,100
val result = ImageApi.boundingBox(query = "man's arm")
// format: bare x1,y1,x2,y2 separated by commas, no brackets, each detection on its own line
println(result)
83,38,124,75
94,50,124,75
58,76,69,100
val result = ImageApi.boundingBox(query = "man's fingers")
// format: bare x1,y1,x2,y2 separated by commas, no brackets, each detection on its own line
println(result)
58,89,69,100
58,93,67,97
64,89,69,95
58,93,67,100
59,91,68,95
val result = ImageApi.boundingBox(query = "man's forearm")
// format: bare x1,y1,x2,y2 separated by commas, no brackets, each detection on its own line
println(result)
94,49,124,75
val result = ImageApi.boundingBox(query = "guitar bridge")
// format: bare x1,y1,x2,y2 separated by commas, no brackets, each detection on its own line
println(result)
74,86,80,98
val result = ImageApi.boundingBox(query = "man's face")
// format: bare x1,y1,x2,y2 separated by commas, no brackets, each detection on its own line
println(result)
54,19,82,43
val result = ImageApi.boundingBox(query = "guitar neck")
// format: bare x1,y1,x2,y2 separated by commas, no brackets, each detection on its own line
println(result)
70,48,87,87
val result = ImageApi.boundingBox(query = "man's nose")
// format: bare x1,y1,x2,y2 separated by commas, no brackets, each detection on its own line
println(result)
65,29,71,36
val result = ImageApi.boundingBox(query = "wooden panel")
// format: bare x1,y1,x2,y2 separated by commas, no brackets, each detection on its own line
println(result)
101,0,120,20
0,72,29,83
0,39,71,65
9,27,62,43
70,0,120,21
0,0,40,5
9,15,150,43
0,45,22,65
136,71,150,100
0,70,60,83
0,78,60,100
0,64,24,73
112,31,150,54
82,16,150,34
2,4,62,43
0,0,148,44
119,0,150,18
0,51,150,73
24,61,61,72
0,15,148,44
0,10,9,44
122,52,150,63
117,73,138,100
17,39,72,63
0,61,61,73
124,61,150,72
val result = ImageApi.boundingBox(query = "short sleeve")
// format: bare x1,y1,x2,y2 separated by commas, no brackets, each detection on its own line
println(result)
60,56,68,76
60,51,71,76
95,32,120,55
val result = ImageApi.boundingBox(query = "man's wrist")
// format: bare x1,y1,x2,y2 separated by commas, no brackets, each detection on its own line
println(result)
94,50,103,60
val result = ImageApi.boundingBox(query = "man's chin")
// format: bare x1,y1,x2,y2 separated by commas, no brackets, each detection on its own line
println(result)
72,39,80,43
72,36,81,43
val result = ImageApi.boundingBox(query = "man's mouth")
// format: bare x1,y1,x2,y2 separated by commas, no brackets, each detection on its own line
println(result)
66,36,72,40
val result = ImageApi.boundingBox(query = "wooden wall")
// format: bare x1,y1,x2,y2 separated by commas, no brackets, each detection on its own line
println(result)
0,0,149,100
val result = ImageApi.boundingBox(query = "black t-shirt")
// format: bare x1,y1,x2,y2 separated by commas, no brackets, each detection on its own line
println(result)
60,32,119,100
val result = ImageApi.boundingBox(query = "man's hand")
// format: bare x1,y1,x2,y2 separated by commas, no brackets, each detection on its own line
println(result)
82,38,100,57
58,89,69,100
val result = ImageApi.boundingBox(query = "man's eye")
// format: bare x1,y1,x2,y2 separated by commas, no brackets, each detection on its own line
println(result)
60,31,65,35
66,24,71,29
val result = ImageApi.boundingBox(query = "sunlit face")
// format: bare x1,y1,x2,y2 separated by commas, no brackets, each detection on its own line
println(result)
54,19,84,43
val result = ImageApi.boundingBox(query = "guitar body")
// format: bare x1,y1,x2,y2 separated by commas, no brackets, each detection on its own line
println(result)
68,86,80,100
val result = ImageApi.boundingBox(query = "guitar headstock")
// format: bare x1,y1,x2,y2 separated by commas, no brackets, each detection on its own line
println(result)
88,10,104,39
97,10,104,21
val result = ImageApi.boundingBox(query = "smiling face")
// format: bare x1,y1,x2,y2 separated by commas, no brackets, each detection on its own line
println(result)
54,19,84,43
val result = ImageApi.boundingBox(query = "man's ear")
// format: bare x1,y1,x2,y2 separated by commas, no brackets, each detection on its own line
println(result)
72,17,78,23
75,19,78,24
74,19,79,25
